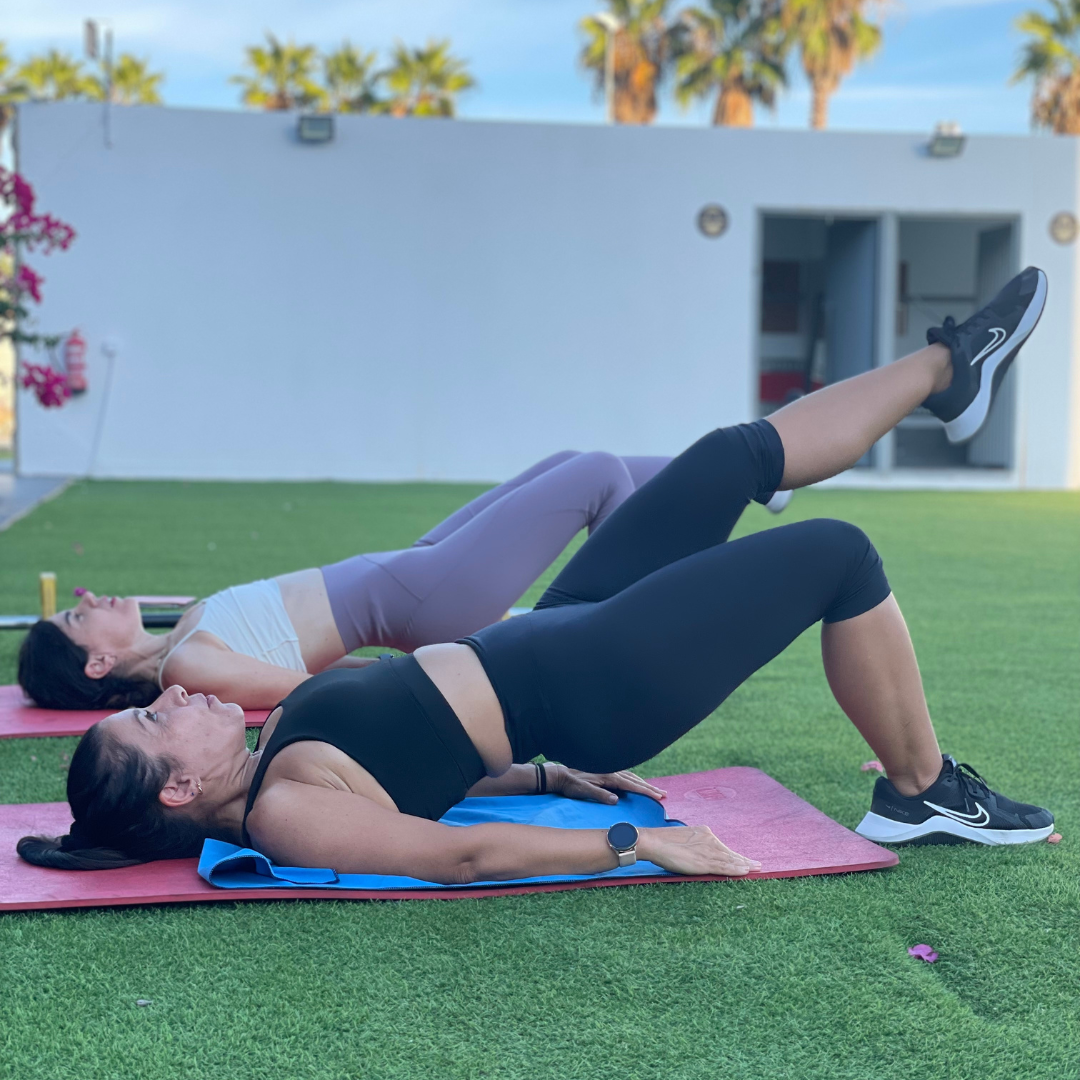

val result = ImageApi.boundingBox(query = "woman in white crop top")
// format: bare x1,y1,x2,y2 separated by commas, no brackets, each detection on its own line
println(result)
19,450,725,711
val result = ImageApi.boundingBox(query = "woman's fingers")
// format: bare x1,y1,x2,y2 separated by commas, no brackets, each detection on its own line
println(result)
594,770,666,801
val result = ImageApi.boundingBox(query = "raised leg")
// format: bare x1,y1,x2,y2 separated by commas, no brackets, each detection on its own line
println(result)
537,422,781,609
769,344,952,489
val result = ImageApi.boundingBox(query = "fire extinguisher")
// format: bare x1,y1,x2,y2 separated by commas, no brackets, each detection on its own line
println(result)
63,330,88,395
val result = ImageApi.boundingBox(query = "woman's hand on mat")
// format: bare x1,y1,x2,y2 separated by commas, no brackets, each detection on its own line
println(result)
551,765,667,805
639,826,761,877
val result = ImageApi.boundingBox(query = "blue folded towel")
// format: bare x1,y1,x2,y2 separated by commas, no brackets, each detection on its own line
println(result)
199,792,684,891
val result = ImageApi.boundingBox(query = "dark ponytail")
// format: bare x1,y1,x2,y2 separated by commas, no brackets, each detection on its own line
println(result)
17,721,208,871
18,620,159,711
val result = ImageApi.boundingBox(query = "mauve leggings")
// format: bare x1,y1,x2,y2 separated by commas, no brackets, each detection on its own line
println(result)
320,452,671,653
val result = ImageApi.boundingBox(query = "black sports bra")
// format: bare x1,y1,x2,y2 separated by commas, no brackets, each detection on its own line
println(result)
242,656,486,844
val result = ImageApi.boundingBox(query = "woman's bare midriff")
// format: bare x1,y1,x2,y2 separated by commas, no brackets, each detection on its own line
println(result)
276,568,347,671
414,643,513,776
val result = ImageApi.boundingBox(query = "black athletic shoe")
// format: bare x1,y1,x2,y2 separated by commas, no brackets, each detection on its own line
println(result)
856,755,1054,846
922,266,1047,444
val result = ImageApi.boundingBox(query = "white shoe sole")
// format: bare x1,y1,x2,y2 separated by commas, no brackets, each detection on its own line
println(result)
856,810,1054,846
765,489,793,514
945,269,1047,444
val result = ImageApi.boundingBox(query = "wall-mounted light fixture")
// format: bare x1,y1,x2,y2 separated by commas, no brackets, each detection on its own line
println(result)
927,121,965,158
1050,211,1078,245
697,204,728,238
297,114,334,144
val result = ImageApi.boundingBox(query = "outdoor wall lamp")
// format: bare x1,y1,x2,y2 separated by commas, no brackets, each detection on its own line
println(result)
1050,212,1077,245
697,204,729,238
297,114,334,144
926,122,965,158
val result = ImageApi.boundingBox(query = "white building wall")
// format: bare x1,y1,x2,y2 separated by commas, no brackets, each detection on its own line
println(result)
14,103,1080,487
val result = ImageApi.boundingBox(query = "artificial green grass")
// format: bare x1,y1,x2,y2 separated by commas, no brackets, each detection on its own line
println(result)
0,480,1077,1080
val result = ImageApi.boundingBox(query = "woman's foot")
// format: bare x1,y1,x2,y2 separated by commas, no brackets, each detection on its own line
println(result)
856,755,1054,846
922,266,1048,444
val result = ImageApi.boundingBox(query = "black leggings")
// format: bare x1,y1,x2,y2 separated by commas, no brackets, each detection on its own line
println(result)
462,421,892,773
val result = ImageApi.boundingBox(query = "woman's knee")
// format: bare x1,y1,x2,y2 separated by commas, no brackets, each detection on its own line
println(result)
803,517,876,557
797,519,889,622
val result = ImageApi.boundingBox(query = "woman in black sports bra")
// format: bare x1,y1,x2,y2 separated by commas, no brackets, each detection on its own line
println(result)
18,275,1057,876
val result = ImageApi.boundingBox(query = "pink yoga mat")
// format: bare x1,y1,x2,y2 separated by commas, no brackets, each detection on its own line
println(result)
0,768,897,911
0,685,270,739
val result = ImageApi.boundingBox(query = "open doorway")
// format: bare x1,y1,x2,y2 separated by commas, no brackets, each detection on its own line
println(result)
757,214,879,466
894,217,1019,469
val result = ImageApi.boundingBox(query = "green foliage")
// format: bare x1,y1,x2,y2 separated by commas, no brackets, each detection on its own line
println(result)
0,482,1077,1078
782,0,881,127
580,0,678,123
672,0,789,124
376,40,476,118
1013,0,1080,133
231,33,326,111
0,42,164,109
322,42,381,114
88,54,165,106
0,41,28,126
14,49,97,102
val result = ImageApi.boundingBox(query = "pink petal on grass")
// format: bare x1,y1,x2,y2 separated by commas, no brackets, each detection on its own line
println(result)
861,760,885,773
1047,833,1062,844
908,944,938,963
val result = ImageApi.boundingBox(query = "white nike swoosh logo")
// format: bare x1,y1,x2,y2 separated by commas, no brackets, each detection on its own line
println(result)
924,799,990,827
971,327,1007,367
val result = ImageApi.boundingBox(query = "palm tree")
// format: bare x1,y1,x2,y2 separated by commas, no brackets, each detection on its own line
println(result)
783,0,881,129
580,1,676,124
672,0,788,126
15,50,96,101
378,40,475,118
0,42,28,131
1013,0,1080,134
231,34,325,111
88,54,165,105
323,42,382,113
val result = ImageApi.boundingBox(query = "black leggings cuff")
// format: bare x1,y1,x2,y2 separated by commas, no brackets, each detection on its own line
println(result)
748,419,786,506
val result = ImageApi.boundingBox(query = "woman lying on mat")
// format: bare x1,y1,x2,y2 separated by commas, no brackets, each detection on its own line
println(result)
18,269,1055,877
23,453,793,712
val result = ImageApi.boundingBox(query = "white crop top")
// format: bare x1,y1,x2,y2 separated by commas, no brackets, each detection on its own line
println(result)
157,579,307,688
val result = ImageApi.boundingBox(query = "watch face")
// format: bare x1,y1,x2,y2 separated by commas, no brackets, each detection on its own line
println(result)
608,821,638,851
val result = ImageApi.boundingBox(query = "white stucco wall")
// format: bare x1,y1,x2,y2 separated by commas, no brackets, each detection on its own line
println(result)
13,103,1080,486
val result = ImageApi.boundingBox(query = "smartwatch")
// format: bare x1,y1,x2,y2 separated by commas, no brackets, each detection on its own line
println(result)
607,821,639,867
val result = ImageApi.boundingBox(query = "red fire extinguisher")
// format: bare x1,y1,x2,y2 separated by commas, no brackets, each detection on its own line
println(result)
63,330,88,395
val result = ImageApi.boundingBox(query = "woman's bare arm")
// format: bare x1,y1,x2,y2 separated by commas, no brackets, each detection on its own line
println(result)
246,781,759,882
164,646,311,709
247,780,619,882
321,656,380,672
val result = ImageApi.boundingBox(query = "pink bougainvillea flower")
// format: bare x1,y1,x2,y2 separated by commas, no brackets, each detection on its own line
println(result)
19,362,71,408
908,944,938,963
17,264,44,303
861,760,885,773
1047,833,1062,844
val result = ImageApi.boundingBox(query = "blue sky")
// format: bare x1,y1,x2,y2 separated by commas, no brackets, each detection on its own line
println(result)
1,0,1043,133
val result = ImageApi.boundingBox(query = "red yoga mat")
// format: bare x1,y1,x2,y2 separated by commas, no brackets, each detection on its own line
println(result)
0,768,898,911
0,685,270,739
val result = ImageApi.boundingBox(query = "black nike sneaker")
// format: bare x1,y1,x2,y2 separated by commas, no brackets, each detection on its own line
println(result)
922,266,1047,444
856,755,1054,846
